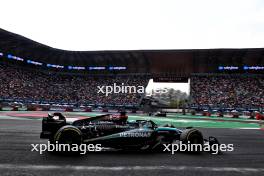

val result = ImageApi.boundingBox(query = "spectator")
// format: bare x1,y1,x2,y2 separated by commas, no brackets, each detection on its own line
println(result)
190,75,264,109
0,63,148,105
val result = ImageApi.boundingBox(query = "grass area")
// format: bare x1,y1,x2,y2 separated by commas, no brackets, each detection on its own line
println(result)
0,111,261,129
128,115,261,129
167,113,256,121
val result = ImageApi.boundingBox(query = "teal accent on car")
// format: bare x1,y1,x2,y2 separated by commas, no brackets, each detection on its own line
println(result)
155,127,181,132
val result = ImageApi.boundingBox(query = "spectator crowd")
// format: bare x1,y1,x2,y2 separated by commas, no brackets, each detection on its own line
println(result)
191,75,264,109
4,63,263,109
0,64,148,106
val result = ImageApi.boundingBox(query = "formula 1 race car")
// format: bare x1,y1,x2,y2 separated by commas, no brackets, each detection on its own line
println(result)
40,112,220,153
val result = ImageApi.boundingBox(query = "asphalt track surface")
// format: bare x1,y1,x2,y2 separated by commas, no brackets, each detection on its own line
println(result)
0,118,264,176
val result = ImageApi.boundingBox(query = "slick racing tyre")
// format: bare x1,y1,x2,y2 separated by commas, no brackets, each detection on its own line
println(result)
56,129,82,145
53,126,82,154
180,129,203,152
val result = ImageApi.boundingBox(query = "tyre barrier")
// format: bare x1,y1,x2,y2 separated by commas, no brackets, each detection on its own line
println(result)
27,106,38,111
85,108,92,112
42,106,50,111
65,107,73,112
12,107,19,111
256,113,264,120
232,114,239,118
102,108,108,112
217,112,224,117
131,109,137,113
202,112,211,117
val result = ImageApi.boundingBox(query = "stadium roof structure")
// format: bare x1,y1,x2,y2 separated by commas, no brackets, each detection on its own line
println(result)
1,28,264,75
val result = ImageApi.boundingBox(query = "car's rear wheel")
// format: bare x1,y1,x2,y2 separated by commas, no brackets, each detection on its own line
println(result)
53,127,82,154
57,130,82,146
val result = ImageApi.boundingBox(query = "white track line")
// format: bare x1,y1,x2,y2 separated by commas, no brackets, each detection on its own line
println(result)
0,164,263,173
237,128,261,130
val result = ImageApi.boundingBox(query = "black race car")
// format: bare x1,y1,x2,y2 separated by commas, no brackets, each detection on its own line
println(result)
40,112,220,152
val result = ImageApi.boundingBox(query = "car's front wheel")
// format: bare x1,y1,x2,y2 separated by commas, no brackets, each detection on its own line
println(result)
180,129,203,152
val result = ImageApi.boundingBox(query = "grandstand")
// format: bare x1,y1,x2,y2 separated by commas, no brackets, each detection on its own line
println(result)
0,62,148,106
1,28,264,112
190,74,264,110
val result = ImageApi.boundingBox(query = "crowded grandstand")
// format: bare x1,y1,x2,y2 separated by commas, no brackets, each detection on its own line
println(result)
190,74,264,110
1,28,264,114
0,62,148,106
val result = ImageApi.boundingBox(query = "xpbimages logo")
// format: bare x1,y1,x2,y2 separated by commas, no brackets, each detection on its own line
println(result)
97,83,168,96
163,141,234,154
31,141,102,154
97,83,145,96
